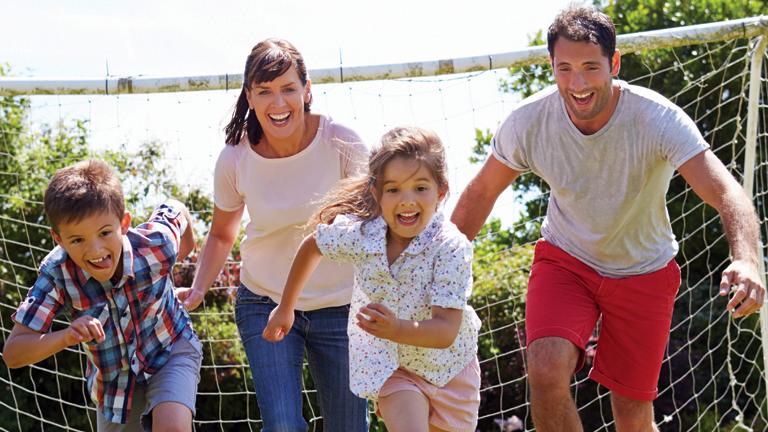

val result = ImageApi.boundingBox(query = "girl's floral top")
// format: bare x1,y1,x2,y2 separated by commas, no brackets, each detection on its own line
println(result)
316,211,481,399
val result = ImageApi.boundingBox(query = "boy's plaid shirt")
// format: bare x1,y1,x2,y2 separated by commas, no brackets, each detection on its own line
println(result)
13,203,195,424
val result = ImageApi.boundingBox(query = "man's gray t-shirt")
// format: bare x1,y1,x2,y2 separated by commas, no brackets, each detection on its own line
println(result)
492,80,708,277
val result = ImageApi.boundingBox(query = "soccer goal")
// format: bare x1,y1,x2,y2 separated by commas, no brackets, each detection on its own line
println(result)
0,16,767,432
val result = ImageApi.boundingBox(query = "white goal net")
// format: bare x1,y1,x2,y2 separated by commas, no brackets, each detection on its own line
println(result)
0,17,767,432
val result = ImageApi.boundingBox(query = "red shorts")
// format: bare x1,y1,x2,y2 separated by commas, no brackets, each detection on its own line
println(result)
525,240,681,401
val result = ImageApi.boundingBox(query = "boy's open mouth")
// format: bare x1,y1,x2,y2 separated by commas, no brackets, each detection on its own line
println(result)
88,254,113,270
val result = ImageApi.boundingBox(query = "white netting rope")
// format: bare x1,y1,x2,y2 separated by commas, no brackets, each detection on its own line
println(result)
0,25,766,432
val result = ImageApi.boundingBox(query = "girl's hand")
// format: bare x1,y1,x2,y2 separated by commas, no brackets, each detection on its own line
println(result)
65,316,105,346
356,303,402,341
262,305,294,342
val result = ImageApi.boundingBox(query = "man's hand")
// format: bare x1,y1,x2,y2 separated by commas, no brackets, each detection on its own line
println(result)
64,315,105,346
356,303,402,341
720,259,765,318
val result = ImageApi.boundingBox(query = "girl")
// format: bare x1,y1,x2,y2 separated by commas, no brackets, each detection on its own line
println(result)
264,126,482,432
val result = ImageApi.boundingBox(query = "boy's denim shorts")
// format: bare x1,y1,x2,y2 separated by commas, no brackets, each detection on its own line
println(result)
96,333,203,431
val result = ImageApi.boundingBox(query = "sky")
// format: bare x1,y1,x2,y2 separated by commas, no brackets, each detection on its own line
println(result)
0,0,579,223
2,0,576,77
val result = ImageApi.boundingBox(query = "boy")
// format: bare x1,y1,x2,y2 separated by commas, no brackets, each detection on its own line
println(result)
3,159,202,432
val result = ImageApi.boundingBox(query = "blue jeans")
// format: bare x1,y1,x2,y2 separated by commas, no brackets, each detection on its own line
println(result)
235,286,369,432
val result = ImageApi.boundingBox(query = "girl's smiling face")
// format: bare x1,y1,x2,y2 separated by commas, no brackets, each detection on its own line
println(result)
378,157,445,245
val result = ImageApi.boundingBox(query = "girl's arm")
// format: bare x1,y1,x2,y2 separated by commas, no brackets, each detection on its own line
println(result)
357,303,463,349
262,233,324,341
178,205,243,311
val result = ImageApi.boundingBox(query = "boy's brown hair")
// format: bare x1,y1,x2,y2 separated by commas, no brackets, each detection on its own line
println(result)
44,159,125,233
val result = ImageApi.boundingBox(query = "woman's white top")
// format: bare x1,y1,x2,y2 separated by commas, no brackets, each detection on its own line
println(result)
214,115,369,310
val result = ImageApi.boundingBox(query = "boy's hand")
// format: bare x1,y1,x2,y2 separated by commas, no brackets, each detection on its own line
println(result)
176,287,205,311
356,303,401,341
64,316,105,346
262,305,294,342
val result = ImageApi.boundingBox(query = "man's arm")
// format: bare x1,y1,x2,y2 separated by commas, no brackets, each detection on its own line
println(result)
677,150,764,318
451,155,522,240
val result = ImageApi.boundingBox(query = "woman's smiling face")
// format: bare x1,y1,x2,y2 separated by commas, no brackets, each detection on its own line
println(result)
246,65,311,142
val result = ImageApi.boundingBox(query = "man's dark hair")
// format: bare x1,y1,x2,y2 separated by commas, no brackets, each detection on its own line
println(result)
547,6,616,61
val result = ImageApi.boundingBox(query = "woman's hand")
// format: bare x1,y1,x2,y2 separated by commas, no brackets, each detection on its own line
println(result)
356,303,402,341
262,305,295,342
176,287,206,311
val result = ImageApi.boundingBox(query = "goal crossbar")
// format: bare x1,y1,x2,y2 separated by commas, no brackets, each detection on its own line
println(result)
0,16,766,96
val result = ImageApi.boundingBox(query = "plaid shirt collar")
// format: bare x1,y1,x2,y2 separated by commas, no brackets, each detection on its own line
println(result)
115,235,135,285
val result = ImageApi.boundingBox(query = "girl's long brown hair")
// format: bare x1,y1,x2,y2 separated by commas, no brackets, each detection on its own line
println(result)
307,126,449,229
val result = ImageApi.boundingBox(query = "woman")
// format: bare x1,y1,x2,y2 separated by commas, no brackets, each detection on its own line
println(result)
179,39,369,432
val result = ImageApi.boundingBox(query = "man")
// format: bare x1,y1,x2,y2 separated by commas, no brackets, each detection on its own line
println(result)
451,6,764,431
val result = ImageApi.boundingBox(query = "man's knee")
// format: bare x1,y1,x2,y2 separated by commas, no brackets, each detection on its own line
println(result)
611,393,655,431
527,337,580,388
